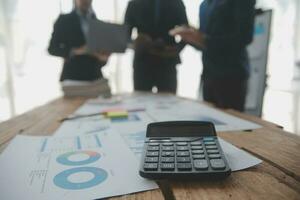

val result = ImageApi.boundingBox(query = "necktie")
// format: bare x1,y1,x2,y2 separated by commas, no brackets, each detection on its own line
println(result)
154,0,160,25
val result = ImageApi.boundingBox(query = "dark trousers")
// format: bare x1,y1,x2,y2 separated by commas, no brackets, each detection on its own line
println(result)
133,58,177,93
202,78,248,112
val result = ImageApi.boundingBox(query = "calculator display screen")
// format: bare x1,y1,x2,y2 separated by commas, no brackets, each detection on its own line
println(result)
147,122,216,137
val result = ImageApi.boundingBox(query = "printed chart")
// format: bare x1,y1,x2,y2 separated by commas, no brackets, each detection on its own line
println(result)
0,132,157,200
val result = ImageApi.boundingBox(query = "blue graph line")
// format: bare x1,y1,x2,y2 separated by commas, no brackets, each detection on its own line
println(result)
40,138,48,152
94,135,102,147
77,136,82,150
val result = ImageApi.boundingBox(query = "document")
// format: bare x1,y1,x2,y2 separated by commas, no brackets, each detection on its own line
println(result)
64,94,261,132
0,132,157,200
87,20,128,53
218,138,262,171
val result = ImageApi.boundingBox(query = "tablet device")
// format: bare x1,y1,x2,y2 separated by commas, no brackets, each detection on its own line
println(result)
87,20,129,53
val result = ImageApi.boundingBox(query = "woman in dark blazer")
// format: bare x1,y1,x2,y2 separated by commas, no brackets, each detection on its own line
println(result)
48,0,110,81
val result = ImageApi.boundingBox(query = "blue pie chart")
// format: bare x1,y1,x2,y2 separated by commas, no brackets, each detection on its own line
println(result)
53,167,108,190
56,151,101,166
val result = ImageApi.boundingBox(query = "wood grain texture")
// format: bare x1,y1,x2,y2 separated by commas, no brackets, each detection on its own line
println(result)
219,129,300,182
1,94,300,200
0,97,164,200
171,162,300,200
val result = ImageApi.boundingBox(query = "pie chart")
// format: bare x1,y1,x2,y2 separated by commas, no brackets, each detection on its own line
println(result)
56,151,101,166
53,167,108,190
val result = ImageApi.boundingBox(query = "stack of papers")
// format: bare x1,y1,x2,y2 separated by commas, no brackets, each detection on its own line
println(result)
61,79,111,97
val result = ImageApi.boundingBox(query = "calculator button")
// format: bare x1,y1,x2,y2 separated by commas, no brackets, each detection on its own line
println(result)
191,146,203,150
177,142,188,146
146,151,159,157
205,142,216,146
177,163,192,171
147,146,160,151
177,151,190,157
192,150,204,154
193,154,205,159
145,157,159,163
191,141,202,146
162,151,175,157
161,163,175,171
163,142,174,146
205,145,218,150
161,157,175,163
176,157,191,163
208,154,221,159
176,146,189,151
162,146,175,151
194,160,208,170
207,150,219,154
144,163,158,171
149,143,160,146
210,159,226,170
203,137,215,142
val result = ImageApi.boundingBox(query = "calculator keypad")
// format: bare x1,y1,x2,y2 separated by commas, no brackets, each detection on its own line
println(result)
143,137,229,174
194,160,209,170
161,163,175,171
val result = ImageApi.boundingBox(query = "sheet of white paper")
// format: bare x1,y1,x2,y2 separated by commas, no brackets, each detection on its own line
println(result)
0,132,157,200
218,138,262,171
71,95,261,132
145,100,262,131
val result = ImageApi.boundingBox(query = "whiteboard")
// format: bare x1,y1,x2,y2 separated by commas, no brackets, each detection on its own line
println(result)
245,10,272,116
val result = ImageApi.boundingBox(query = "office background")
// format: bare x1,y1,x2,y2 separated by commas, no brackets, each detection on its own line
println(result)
0,0,300,134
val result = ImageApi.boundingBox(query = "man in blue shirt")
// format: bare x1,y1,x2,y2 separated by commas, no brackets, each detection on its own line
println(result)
171,0,256,111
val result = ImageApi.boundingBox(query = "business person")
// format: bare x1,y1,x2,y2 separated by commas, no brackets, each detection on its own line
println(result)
171,0,256,111
48,0,110,81
125,0,188,93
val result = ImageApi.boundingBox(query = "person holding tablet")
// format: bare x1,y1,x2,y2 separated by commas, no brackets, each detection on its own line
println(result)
48,0,110,81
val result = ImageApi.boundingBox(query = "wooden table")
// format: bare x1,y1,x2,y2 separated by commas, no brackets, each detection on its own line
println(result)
0,97,300,200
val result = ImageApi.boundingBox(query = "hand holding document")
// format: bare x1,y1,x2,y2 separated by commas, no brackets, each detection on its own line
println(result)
71,45,88,56
169,25,206,48
133,33,179,58
70,45,111,63
92,51,111,63
169,25,192,36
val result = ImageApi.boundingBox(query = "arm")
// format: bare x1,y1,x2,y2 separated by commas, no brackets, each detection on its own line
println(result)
124,1,135,43
48,15,71,58
205,0,256,52
174,0,189,53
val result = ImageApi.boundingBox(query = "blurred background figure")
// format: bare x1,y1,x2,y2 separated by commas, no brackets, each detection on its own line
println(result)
48,0,110,81
125,0,188,94
172,0,256,111
1,0,300,135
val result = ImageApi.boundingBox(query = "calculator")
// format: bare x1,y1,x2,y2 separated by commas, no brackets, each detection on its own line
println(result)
139,121,231,180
